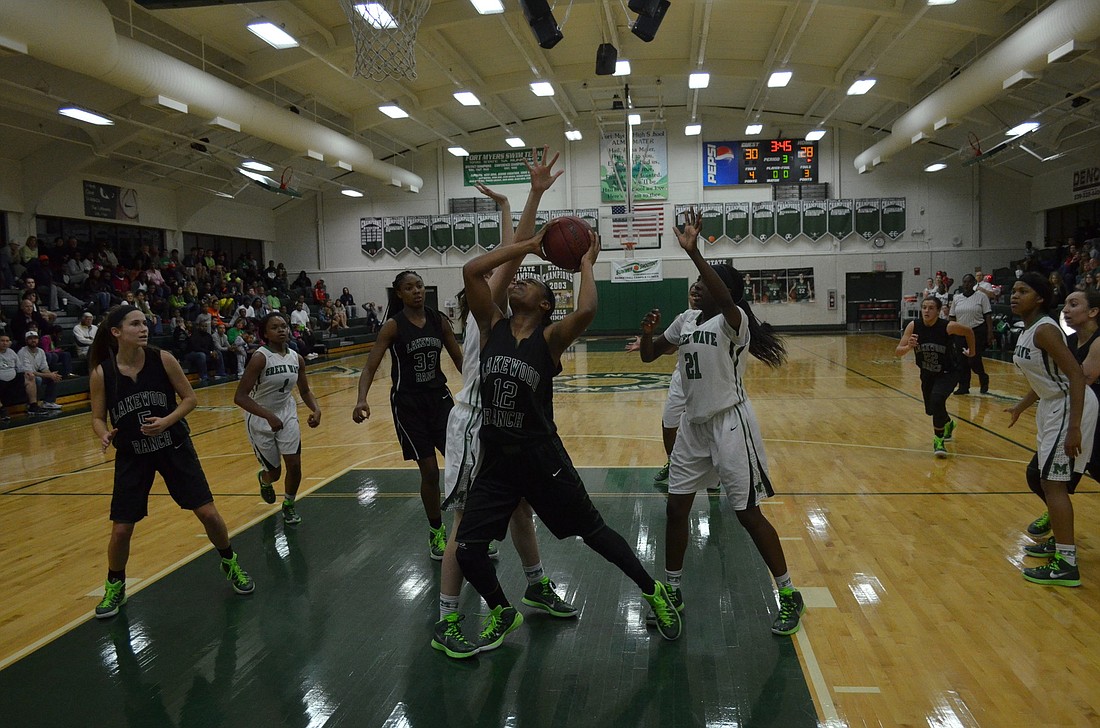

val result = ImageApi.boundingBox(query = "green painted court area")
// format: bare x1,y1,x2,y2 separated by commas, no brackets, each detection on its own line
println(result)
1,469,817,727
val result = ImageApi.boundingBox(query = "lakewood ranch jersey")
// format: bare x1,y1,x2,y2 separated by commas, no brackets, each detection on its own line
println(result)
1068,328,1100,405
1014,316,1071,400
249,346,300,419
103,347,188,455
912,317,957,375
663,308,750,424
390,308,448,393
479,318,559,445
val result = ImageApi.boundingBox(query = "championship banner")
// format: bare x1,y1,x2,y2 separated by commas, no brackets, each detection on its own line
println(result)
408,215,434,253
801,200,827,241
881,198,906,239
599,128,668,202
430,216,453,253
474,213,500,251
575,208,599,232
452,214,477,255
611,258,662,283
360,217,383,257
383,217,407,256
516,263,575,323
83,180,139,221
700,203,725,243
724,202,750,243
776,201,801,242
751,201,777,243
463,150,532,186
827,200,854,239
855,199,882,240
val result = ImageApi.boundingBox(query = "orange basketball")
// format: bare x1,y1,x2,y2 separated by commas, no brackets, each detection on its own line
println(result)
707,235,716,242
541,216,592,272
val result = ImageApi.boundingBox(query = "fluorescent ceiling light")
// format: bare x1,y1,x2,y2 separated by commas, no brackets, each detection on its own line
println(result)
355,3,398,29
628,113,641,126
246,20,299,49
745,124,763,135
805,129,826,141
378,104,409,119
242,160,274,172
469,0,504,13
341,189,364,198
447,146,469,157
238,168,268,183
684,124,701,136
565,130,583,141
453,91,480,106
924,162,947,172
614,60,631,76
505,136,525,148
530,81,555,97
927,0,957,5
768,70,792,88
58,107,114,126
1006,121,1039,137
688,72,710,89
847,78,877,95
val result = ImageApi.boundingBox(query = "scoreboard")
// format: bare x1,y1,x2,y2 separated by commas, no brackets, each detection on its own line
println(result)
703,139,818,186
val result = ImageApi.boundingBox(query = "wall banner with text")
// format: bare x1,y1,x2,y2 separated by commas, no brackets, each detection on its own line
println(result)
611,258,662,283
463,150,533,186
599,128,668,203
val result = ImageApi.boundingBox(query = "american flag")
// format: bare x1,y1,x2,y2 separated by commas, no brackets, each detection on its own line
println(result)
610,203,665,242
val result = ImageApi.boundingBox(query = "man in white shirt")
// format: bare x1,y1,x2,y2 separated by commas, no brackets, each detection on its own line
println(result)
0,334,36,422
16,331,62,413
974,268,1001,301
72,312,98,358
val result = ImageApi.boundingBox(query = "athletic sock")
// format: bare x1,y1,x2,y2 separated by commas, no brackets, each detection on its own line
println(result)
1056,544,1077,566
523,562,545,585
428,518,443,531
439,593,460,620
217,546,234,560
107,569,125,583
665,569,683,588
775,571,794,591
283,494,294,504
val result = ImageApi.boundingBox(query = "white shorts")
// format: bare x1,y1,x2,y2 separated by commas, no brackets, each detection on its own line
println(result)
662,367,686,429
668,401,772,509
246,411,301,470
1035,390,1097,481
443,401,482,511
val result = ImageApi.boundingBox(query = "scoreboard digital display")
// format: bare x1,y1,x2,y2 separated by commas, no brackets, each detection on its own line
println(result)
702,139,818,186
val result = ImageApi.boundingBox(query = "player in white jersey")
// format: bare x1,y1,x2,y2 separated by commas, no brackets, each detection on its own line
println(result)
639,209,804,636
432,152,577,660
234,312,321,525
1006,273,1096,587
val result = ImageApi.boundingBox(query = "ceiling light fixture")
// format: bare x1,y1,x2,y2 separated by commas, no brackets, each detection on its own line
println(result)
58,107,114,126
469,0,504,14
805,129,826,141
242,160,274,172
745,124,763,135
688,72,710,89
768,70,792,88
378,104,409,119
628,113,641,126
246,20,299,49
453,91,480,106
847,78,877,95
684,123,701,136
237,168,269,183
448,146,469,157
924,162,947,172
355,3,398,29
505,136,525,148
926,0,957,6
1006,121,1040,137
530,81,555,96
565,129,583,141
614,60,631,76
341,189,364,198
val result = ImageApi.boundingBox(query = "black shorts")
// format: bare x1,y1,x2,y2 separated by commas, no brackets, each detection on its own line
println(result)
456,435,605,544
920,371,958,415
0,376,26,407
110,439,214,523
390,388,453,461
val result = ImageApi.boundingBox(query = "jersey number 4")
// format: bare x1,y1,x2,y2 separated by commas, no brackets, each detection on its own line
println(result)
684,352,702,380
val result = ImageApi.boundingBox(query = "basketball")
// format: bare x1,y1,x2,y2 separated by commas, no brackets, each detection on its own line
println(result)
541,216,592,272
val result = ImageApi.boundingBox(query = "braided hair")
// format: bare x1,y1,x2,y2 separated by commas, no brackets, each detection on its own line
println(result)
711,264,787,368
386,270,422,319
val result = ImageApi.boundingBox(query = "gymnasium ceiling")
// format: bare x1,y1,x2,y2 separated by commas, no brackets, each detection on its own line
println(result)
1,0,1099,209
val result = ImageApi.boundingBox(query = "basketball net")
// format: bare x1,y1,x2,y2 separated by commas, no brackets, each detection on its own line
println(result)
279,166,295,191
623,241,637,260
339,0,431,81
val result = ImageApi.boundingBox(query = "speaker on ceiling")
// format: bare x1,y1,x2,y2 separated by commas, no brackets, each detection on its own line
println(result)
628,0,663,16
631,0,670,42
520,0,564,49
595,43,618,76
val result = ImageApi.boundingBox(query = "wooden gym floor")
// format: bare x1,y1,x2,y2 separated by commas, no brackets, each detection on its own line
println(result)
0,334,1097,727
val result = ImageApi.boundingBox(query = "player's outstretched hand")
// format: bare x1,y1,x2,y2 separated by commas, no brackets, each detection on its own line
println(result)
625,336,641,352
352,401,371,423
674,208,703,254
640,308,661,334
474,182,507,206
525,145,563,192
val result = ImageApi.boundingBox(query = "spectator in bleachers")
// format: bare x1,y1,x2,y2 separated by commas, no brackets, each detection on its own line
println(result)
313,279,329,306
0,333,35,422
73,312,97,358
171,317,189,357
921,277,937,300
251,296,268,319
974,268,1001,301
1060,243,1082,287
364,301,381,332
93,240,118,270
339,287,357,319
183,321,226,383
1,240,19,288
275,265,289,292
10,297,52,350
292,270,311,298
85,268,115,314
17,236,39,267
331,300,349,330
64,251,92,289
39,324,74,377
226,318,248,377
290,300,317,358
24,255,60,310
263,260,278,287
212,323,233,377
17,331,61,412
133,291,161,334
1049,271,1069,310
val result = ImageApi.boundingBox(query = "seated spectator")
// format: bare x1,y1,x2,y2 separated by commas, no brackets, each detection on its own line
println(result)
226,318,249,377
134,291,161,334
1060,243,1081,286
364,301,381,333
0,333,36,422
292,270,312,295
17,236,40,269
290,300,317,358
17,331,62,412
1049,271,1069,310
920,277,937,300
1,240,18,288
251,296,268,319
10,297,51,349
339,287,357,319
313,279,329,305
72,312,97,358
111,266,131,298
171,317,190,358
64,251,91,289
331,300,349,330
213,323,234,378
183,321,226,383
85,268,115,314
38,324,73,377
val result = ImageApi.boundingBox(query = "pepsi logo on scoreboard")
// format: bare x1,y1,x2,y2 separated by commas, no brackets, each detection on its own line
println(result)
702,140,818,187
703,143,740,187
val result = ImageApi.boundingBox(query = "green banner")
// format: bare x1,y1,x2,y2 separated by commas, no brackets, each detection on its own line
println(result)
700,203,725,244
576,208,599,232
752,202,777,243
475,213,500,251
776,201,801,242
724,202,749,243
802,201,827,241
599,128,668,202
463,150,532,186
881,198,906,239
409,216,434,254
855,199,882,240
430,216,453,253
361,217,383,257
827,200,854,239
452,214,476,255
383,217,407,255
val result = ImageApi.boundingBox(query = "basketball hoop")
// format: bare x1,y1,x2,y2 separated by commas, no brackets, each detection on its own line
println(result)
623,241,637,260
279,166,295,191
967,131,982,158
339,0,431,81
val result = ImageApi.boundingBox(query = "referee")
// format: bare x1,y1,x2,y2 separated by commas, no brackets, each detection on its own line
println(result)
949,273,994,394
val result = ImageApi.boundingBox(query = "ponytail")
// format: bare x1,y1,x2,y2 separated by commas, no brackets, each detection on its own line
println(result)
712,264,787,368
88,305,134,372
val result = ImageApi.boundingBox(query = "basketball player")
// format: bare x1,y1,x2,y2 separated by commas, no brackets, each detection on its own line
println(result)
638,209,804,636
895,296,975,457
1006,273,1097,587
454,227,682,652
1021,289,1100,560
89,306,254,619
234,312,321,525
353,271,463,559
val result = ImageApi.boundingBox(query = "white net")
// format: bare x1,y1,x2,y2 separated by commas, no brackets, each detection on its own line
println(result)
339,0,431,81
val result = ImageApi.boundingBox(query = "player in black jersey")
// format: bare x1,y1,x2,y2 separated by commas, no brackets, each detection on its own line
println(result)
452,227,683,654
88,306,254,619
895,296,975,457
353,271,463,559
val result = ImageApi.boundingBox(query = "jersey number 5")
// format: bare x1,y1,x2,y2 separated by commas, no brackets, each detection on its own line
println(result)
684,351,702,380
